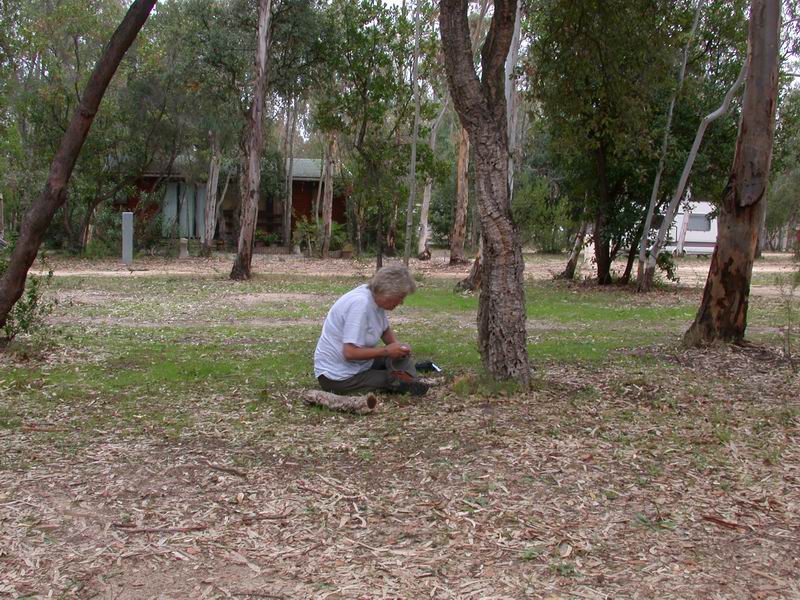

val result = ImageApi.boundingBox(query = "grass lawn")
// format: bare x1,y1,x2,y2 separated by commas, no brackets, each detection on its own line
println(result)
1,257,798,599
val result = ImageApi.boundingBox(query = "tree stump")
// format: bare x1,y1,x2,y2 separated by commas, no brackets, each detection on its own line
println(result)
302,390,377,414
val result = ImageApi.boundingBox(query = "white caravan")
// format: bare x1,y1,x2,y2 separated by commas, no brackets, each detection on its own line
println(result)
664,200,718,255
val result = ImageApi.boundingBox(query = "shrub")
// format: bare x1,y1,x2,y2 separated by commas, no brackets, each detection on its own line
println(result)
0,241,56,343
656,252,680,283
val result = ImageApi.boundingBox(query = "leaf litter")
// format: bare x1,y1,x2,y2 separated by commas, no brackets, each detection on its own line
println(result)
0,254,798,599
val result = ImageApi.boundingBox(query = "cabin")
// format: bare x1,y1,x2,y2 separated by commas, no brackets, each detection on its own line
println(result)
151,158,346,247
664,200,718,255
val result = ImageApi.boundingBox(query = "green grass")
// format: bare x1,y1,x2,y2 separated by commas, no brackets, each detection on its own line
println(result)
2,271,792,459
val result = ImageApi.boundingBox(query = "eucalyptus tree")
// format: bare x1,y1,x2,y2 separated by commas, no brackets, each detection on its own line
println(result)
526,0,693,284
440,0,530,384
0,0,157,328
314,0,416,261
684,0,780,345
1,0,127,250
765,87,800,250
231,0,272,280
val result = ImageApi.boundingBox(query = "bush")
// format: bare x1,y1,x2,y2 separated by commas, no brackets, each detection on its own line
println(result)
512,174,573,253
656,252,680,283
0,241,56,343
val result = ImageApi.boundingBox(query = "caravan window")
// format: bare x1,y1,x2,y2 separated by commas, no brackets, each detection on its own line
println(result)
688,214,711,232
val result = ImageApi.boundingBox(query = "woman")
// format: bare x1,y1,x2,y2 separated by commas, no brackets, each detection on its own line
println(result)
314,264,428,396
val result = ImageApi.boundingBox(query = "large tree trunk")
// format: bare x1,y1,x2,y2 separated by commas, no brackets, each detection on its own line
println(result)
0,194,5,241
639,64,747,292
441,0,530,384
684,0,779,346
0,0,157,328
449,127,470,264
202,130,223,256
448,0,490,266
231,0,272,281
320,135,336,258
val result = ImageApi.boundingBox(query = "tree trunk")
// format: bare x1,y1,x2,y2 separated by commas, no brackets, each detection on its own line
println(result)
202,130,223,256
0,194,5,241
231,0,272,281
639,63,747,292
450,126,470,264
81,197,104,250
620,225,643,284
320,135,336,258
417,98,448,259
441,0,529,384
593,145,613,285
386,193,398,257
314,139,325,228
404,0,423,266
283,96,298,249
376,209,384,270
557,222,588,280
684,0,779,346
0,0,157,328
448,0,490,266
637,1,702,283
455,238,482,292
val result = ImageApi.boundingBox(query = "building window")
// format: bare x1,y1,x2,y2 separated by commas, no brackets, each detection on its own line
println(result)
688,214,711,232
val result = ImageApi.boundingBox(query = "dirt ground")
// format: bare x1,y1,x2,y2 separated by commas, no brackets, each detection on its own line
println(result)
33,249,798,294
1,251,798,599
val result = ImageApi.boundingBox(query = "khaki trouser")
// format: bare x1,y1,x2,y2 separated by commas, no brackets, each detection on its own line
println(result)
318,356,417,395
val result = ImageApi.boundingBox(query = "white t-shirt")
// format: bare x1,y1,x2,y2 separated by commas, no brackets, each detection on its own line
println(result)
314,285,389,380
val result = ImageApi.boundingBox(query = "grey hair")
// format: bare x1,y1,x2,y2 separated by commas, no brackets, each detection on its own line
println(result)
368,264,417,298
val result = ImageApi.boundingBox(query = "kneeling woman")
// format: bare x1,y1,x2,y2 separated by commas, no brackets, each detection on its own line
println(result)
314,265,428,396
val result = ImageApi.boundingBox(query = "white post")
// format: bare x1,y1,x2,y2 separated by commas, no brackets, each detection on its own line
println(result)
122,211,133,266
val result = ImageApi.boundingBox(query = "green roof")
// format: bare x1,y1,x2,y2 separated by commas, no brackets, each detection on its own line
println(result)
287,158,324,180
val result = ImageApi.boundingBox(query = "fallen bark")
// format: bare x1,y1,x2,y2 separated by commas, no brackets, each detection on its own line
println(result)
303,390,377,414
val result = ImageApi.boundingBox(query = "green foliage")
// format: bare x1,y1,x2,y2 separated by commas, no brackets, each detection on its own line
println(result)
512,173,572,253
523,0,747,274
656,252,680,283
0,243,56,343
255,230,279,246
292,216,319,255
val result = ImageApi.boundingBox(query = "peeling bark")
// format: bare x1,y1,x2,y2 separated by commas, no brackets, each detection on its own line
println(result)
231,0,272,281
557,222,588,281
684,0,780,345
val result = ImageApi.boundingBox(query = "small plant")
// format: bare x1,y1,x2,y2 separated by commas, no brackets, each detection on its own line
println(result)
776,251,800,370
254,230,278,246
521,546,544,561
0,243,57,344
656,251,680,283
293,216,319,256
551,562,578,577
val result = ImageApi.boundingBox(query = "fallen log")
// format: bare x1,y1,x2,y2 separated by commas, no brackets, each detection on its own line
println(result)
303,390,377,414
